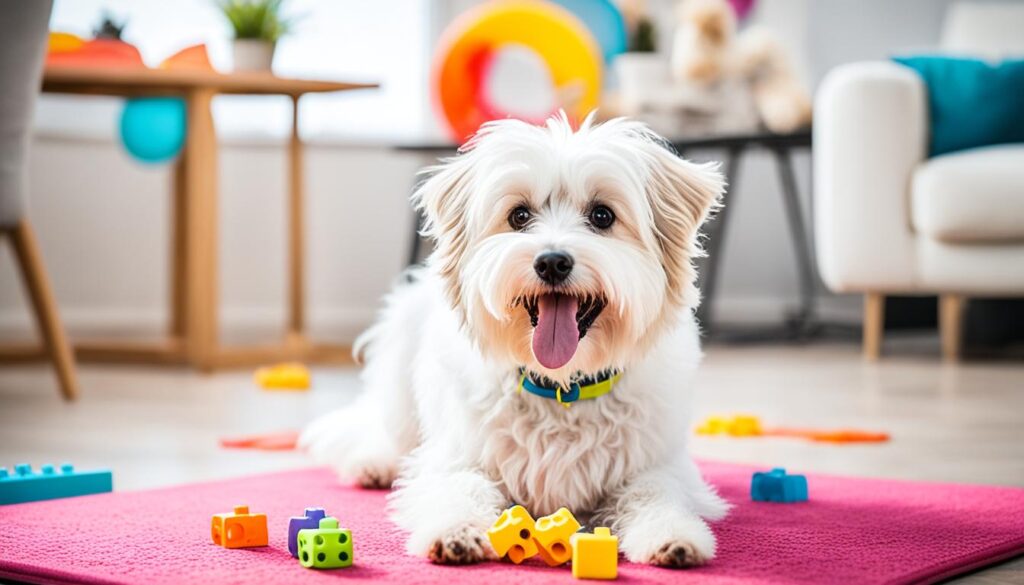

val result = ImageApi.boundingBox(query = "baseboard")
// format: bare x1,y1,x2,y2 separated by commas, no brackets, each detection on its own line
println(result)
710,294,862,325
0,306,379,344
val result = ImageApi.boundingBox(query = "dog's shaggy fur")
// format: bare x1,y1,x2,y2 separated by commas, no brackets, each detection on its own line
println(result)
300,113,728,567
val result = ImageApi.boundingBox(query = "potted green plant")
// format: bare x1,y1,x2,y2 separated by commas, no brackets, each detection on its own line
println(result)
93,12,127,40
613,17,667,113
217,0,293,72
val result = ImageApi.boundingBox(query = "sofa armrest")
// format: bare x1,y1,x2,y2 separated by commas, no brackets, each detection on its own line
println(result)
813,61,928,293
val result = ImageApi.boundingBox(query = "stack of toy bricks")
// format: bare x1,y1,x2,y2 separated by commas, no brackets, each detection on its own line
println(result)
488,505,619,580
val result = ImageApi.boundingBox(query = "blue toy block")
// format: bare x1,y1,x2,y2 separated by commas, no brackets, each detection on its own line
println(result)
751,468,808,503
0,463,113,505
288,507,328,558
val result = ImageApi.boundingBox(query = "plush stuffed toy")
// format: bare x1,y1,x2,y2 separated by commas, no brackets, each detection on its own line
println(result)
615,0,811,136
671,0,811,134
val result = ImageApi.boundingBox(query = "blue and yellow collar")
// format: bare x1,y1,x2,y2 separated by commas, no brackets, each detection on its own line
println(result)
517,368,621,407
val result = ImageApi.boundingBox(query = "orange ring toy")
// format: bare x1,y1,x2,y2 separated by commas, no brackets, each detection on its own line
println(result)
432,1,603,142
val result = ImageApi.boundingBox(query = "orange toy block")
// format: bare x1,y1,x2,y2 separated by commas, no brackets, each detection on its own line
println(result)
46,39,144,69
533,507,581,566
211,505,268,548
487,505,539,564
571,527,619,580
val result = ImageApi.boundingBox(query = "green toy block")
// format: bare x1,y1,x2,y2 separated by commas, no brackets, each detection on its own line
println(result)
296,517,353,569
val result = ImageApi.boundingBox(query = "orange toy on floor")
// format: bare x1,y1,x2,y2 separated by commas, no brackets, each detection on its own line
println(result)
696,414,890,444
255,363,311,390
211,505,268,548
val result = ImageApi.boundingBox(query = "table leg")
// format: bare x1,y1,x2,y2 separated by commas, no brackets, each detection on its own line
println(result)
287,94,305,345
770,147,817,336
170,156,187,338
63,90,352,370
695,147,742,334
182,89,219,371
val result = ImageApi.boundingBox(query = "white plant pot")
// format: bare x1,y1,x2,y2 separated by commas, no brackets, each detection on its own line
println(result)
613,53,668,114
232,39,276,72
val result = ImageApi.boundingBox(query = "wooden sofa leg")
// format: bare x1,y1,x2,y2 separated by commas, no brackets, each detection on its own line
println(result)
939,294,965,362
7,220,80,400
863,293,885,361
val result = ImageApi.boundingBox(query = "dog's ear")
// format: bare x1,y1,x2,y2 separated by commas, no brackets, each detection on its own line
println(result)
412,154,476,306
641,141,724,308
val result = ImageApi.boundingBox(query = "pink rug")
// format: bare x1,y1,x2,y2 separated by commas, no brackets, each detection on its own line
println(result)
1,462,1022,585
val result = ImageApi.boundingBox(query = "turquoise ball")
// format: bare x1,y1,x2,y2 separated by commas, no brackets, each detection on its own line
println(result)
119,97,186,164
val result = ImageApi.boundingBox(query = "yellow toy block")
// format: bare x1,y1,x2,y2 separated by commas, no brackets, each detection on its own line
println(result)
487,505,538,564
696,416,729,435
533,507,581,566
696,414,763,436
254,362,310,390
728,415,763,436
571,527,618,580
48,32,85,53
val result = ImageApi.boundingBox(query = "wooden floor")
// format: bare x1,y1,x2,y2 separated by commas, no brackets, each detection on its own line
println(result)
1,340,1021,582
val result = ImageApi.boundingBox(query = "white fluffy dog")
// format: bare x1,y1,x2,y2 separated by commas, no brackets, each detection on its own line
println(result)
300,113,728,567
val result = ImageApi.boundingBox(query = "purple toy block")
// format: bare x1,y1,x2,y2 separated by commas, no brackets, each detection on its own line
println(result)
288,507,328,558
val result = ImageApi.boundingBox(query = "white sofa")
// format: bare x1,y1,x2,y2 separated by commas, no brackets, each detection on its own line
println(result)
813,2,1024,360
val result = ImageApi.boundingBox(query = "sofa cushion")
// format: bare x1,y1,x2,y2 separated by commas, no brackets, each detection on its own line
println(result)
912,145,1024,243
893,56,1024,156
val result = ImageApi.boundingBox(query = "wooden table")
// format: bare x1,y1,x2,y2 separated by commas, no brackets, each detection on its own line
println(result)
40,66,376,370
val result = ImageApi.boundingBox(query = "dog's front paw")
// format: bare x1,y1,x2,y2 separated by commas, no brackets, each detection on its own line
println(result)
356,463,397,490
649,540,710,568
620,514,716,569
426,525,495,565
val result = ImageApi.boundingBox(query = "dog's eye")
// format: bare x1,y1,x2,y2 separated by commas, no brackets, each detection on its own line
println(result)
589,205,616,230
508,206,532,231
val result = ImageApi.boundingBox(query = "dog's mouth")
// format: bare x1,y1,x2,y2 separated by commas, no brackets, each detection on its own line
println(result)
514,293,606,369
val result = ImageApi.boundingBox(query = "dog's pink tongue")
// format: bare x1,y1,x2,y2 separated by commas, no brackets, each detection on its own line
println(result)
532,293,579,369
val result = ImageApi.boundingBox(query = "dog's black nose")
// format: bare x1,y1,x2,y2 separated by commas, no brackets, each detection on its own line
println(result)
534,252,574,285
